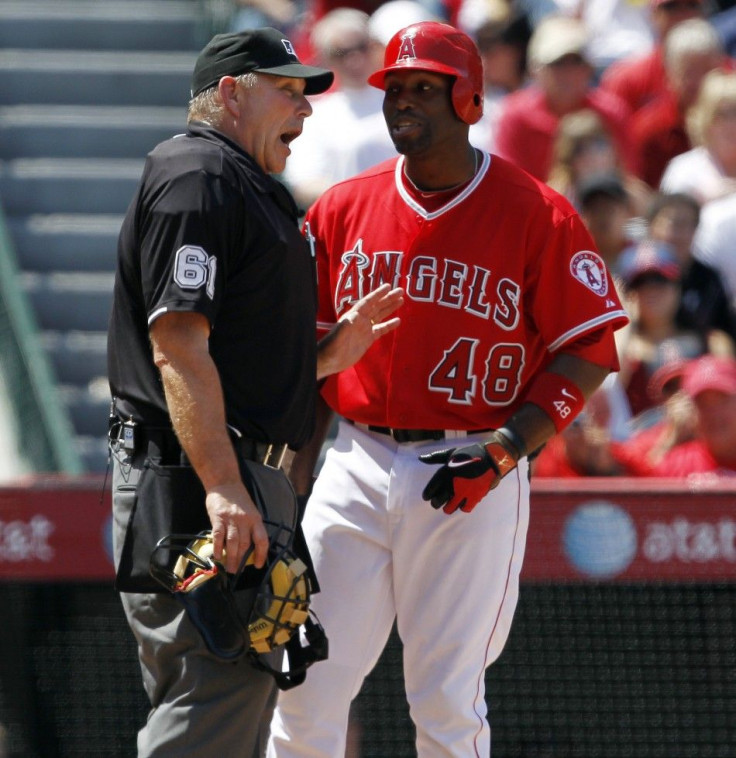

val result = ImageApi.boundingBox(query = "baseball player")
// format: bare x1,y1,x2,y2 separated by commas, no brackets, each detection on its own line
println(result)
268,22,629,758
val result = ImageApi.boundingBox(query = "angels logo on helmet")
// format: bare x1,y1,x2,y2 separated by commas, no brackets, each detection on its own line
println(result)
396,31,418,62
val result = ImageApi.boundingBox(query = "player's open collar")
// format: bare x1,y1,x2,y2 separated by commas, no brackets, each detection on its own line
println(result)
394,151,490,220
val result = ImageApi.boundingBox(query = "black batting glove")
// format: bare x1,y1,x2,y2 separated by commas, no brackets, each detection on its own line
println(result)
419,431,520,514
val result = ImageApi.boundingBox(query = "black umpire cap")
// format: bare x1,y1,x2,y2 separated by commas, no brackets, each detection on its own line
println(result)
191,28,334,97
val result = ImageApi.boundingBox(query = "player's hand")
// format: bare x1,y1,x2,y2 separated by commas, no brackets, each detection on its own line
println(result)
419,433,519,514
205,483,269,571
317,283,404,379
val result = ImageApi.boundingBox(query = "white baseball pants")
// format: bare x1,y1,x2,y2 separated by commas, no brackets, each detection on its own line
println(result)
268,420,530,758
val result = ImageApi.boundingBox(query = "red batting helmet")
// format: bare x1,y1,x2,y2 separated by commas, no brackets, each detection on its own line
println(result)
368,21,484,125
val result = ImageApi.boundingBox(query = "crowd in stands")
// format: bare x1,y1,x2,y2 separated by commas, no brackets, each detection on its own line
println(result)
226,0,736,479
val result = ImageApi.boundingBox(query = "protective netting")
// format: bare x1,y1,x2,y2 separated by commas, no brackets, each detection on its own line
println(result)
0,581,733,757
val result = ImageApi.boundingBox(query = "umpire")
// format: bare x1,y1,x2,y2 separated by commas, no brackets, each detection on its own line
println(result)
107,28,401,758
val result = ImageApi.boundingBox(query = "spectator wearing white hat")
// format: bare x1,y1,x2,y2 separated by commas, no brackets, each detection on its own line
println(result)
494,14,633,181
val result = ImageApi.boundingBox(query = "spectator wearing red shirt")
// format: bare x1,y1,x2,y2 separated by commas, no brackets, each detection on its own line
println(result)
614,354,736,477
494,15,632,182
608,351,697,474
631,18,726,187
599,0,707,114
533,347,699,478
532,406,623,477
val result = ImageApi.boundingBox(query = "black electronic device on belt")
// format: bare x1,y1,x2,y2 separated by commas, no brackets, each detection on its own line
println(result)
122,419,137,452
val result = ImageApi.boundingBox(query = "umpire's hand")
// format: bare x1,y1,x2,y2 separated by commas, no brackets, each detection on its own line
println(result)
206,482,269,571
317,283,404,379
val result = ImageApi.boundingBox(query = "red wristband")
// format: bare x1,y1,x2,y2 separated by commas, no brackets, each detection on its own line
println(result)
523,373,585,433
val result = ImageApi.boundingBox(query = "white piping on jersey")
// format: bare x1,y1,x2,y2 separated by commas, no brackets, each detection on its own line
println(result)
548,309,629,352
395,151,491,220
147,306,169,325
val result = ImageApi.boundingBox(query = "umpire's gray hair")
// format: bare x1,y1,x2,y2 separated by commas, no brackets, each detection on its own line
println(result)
187,72,259,125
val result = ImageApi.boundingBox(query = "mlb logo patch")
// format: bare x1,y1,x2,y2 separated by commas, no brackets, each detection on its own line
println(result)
570,251,608,297
281,39,296,56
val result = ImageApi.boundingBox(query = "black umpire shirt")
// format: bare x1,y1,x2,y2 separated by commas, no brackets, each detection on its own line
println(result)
107,123,317,448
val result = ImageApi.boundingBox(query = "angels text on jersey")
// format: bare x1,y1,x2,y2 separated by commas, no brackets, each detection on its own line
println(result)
334,239,523,327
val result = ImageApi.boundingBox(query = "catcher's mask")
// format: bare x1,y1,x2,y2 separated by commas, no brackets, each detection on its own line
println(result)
150,521,327,689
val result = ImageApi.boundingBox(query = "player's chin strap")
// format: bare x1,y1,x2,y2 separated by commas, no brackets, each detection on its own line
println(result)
249,613,329,690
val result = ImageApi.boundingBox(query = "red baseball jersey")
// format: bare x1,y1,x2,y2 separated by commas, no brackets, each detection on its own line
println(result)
308,152,629,429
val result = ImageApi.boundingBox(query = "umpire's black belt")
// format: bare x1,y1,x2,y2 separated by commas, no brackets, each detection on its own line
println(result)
139,427,288,469
349,421,492,443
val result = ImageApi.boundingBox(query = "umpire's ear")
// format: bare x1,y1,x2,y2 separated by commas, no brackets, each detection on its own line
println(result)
218,75,241,117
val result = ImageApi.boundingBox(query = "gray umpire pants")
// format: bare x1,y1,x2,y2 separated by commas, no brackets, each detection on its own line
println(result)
112,454,278,758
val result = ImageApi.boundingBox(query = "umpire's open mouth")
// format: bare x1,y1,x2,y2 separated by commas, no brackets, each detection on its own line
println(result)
280,130,300,145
